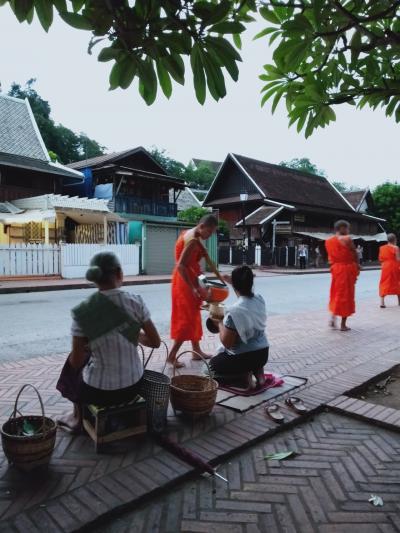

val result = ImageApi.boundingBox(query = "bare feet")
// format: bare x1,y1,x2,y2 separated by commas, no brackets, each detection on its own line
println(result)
166,358,185,368
254,368,266,387
57,412,82,433
340,326,351,331
329,318,337,329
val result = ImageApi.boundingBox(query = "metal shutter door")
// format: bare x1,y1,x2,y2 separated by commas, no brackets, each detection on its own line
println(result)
145,225,178,275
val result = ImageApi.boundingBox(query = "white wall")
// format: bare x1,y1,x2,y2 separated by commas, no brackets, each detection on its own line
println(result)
61,244,140,279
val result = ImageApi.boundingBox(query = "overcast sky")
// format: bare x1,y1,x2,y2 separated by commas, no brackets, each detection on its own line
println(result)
0,6,398,188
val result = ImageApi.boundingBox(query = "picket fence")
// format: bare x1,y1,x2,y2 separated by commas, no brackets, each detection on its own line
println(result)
0,243,140,278
61,244,140,278
0,244,60,277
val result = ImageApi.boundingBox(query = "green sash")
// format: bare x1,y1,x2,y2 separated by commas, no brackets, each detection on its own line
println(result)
72,292,141,345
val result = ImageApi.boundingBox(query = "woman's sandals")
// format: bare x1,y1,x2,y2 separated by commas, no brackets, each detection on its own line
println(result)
285,396,307,414
265,403,285,424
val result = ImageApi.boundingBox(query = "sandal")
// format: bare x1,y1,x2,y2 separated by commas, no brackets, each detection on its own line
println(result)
167,359,185,369
265,403,285,424
285,397,307,414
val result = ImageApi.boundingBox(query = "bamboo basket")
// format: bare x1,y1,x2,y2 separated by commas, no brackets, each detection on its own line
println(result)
1,384,57,471
170,351,218,417
139,341,171,433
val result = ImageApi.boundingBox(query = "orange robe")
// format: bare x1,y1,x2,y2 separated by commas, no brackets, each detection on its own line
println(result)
379,244,400,297
171,233,205,342
325,236,359,318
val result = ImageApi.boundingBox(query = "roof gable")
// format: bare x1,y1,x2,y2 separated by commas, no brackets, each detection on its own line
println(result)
233,154,353,211
0,95,49,161
343,189,371,212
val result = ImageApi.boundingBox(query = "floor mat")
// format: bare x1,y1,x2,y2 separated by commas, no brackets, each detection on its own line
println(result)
218,373,284,396
216,375,307,412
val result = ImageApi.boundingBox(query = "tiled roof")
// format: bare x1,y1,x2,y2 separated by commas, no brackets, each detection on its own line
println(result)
13,194,111,212
233,154,353,211
0,95,48,161
67,149,136,169
236,205,282,226
0,152,83,181
343,190,368,211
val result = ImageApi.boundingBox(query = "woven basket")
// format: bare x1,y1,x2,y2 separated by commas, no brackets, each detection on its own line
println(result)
1,384,57,471
170,351,218,417
139,342,171,433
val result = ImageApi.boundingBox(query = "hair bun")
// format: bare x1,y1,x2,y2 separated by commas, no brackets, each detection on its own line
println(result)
86,265,102,283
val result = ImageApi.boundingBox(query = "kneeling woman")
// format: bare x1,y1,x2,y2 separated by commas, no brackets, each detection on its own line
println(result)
57,252,161,432
209,266,269,389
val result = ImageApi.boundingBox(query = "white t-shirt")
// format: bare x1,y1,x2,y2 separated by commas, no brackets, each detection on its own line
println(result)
71,289,150,390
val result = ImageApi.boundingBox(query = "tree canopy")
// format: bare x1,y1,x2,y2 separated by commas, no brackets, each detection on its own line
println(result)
178,206,229,236
4,1,400,136
372,182,400,235
280,157,327,176
8,79,105,164
150,148,216,189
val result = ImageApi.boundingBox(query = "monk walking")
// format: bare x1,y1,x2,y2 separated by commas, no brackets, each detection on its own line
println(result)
325,220,360,331
379,233,400,308
168,214,218,367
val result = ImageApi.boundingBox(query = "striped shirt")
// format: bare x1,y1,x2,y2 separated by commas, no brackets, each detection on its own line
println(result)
71,289,150,390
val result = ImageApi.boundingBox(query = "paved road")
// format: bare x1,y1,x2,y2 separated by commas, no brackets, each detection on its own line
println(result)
0,270,380,362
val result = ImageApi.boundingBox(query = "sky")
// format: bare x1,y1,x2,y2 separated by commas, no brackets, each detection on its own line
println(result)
0,6,398,189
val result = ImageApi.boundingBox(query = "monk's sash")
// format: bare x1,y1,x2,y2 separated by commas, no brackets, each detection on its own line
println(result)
72,292,141,345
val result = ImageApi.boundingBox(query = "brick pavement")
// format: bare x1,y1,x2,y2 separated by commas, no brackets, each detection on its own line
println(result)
0,298,399,531
97,411,400,533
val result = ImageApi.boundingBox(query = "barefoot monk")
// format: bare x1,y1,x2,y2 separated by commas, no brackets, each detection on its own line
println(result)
325,220,360,331
168,214,218,367
379,233,400,308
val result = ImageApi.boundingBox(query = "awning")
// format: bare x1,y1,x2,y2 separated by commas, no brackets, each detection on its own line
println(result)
295,231,388,242
0,209,55,224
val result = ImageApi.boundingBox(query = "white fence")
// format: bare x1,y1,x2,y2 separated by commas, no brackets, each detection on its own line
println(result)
0,243,140,278
61,244,140,279
0,244,60,277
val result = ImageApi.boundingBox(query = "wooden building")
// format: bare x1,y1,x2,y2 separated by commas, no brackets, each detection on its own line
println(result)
203,154,386,259
0,94,83,203
68,147,186,222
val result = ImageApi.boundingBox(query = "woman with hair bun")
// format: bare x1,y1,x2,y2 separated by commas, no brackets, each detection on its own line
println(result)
57,251,161,432
209,266,269,389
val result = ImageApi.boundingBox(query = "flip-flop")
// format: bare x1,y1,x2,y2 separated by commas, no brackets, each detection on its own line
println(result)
265,403,285,424
167,359,185,369
57,419,82,435
285,397,307,414
380,305,386,309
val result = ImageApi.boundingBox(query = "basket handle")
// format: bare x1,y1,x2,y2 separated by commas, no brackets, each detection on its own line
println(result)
140,341,170,373
11,384,47,436
173,351,214,381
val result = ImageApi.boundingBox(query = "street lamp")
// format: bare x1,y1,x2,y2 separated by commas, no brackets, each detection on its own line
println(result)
240,192,248,264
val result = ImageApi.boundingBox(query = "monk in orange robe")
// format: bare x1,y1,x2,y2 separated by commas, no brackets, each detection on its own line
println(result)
325,220,360,331
168,214,218,367
379,233,400,308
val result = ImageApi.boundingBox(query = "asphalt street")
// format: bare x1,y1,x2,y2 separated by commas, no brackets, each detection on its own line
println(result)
0,270,381,362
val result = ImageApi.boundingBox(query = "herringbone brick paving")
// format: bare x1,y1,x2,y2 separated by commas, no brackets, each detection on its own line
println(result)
98,412,400,533
0,299,399,531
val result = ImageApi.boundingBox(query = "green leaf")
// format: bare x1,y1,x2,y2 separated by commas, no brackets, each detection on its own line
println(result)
71,0,85,12
296,110,308,133
156,60,172,99
34,0,53,31
98,46,119,62
202,51,226,100
162,53,185,85
206,36,242,62
9,0,33,22
109,62,121,90
207,0,231,24
264,451,297,461
271,87,285,113
259,7,280,25
138,59,157,105
59,11,93,30
191,44,207,105
53,0,67,11
118,57,138,90
233,33,242,50
350,30,362,63
210,21,245,34
254,27,276,40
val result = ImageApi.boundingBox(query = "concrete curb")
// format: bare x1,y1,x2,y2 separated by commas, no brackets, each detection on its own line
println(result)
0,277,172,294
